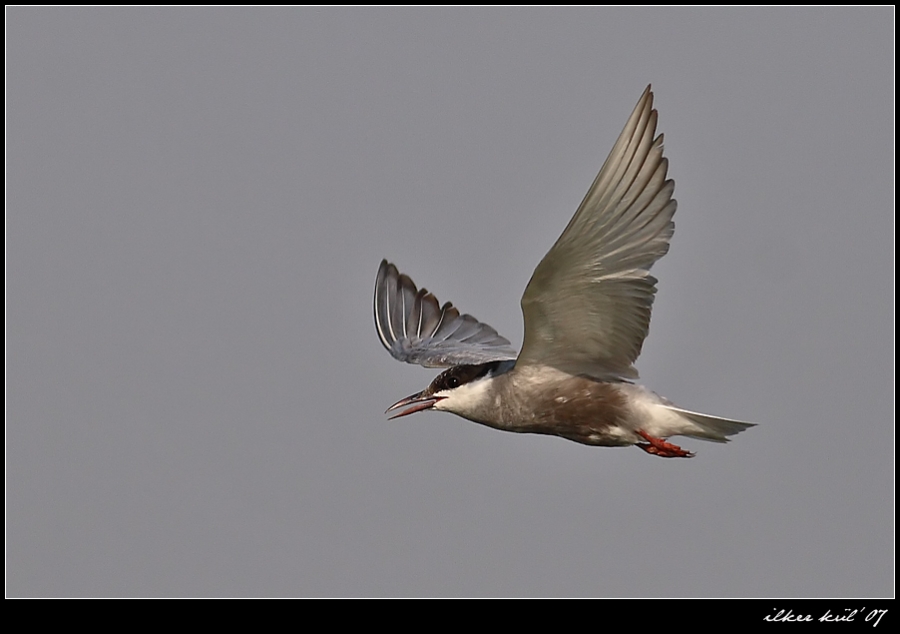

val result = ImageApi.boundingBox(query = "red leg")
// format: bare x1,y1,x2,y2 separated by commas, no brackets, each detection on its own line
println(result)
636,429,695,458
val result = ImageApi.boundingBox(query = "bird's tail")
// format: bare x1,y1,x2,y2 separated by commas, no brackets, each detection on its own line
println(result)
661,405,756,443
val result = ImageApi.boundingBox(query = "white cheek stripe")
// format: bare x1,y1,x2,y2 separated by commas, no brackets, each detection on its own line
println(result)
433,376,494,413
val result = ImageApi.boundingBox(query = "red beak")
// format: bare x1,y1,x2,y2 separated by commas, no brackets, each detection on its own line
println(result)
385,392,446,419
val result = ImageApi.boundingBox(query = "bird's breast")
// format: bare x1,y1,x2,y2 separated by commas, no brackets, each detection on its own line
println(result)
484,369,636,446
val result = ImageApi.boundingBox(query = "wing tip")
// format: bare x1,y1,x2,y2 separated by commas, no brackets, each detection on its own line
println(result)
374,259,397,351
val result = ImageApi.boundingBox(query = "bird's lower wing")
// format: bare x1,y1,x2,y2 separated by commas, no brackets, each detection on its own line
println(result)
374,260,519,368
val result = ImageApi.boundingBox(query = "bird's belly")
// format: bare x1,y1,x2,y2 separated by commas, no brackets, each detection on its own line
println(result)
492,376,640,446
522,419,638,447
445,368,646,446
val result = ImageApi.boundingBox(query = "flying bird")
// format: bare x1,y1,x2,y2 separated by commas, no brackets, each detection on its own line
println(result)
374,86,754,458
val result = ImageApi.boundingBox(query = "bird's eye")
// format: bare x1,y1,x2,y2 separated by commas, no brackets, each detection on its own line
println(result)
448,376,460,388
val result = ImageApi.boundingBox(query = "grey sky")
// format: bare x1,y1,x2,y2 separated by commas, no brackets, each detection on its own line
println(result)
8,8,893,597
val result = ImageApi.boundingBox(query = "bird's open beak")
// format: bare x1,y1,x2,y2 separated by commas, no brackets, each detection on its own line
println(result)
385,392,446,419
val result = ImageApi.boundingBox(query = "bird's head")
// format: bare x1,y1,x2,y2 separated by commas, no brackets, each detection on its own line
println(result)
385,361,511,419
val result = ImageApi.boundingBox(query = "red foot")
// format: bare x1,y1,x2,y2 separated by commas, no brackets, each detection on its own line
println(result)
636,429,695,458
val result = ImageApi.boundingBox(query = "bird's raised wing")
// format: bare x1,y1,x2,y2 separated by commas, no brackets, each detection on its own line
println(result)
374,260,518,368
518,86,676,380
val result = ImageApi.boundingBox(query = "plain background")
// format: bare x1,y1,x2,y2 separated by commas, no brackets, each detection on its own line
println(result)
8,8,893,597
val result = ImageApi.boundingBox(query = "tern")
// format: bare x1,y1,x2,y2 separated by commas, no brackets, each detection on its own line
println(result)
374,86,755,458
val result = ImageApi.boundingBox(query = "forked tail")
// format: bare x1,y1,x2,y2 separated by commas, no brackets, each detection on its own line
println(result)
661,405,756,443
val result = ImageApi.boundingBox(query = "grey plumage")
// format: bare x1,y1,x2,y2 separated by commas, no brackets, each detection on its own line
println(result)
374,260,518,368
374,86,756,458
518,86,675,380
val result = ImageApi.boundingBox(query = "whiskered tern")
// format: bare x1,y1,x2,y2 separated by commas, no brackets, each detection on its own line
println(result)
374,86,755,458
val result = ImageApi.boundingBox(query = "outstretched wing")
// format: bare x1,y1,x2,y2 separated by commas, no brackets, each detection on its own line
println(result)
518,86,676,379
374,260,518,368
